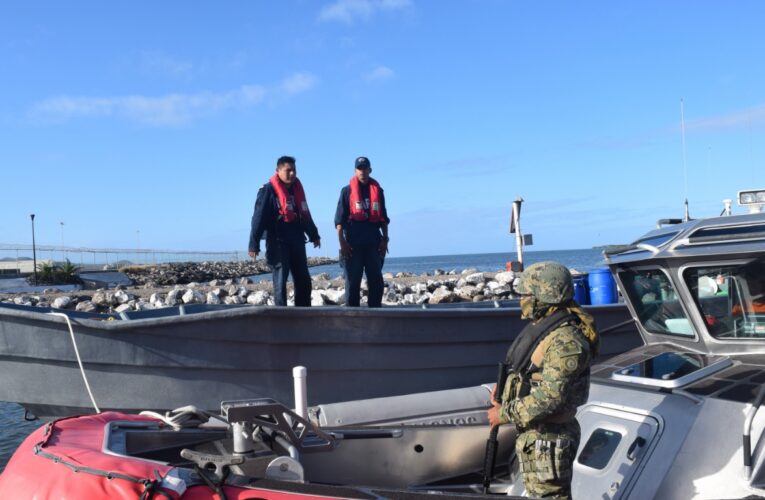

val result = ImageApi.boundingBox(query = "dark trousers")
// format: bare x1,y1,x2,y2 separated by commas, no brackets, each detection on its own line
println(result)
343,244,384,307
266,240,311,307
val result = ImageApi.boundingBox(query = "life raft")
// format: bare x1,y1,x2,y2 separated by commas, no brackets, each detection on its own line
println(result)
0,412,336,500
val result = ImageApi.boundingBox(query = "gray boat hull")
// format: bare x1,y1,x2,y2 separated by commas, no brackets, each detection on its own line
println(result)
0,302,639,417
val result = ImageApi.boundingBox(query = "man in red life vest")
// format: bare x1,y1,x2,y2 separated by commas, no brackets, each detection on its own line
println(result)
248,156,321,306
334,156,390,307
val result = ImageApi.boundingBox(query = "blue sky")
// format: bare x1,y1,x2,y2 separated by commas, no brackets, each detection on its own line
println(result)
1,1,763,258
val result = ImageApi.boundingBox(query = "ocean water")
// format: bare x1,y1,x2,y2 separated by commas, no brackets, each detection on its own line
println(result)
0,248,606,471
0,402,40,473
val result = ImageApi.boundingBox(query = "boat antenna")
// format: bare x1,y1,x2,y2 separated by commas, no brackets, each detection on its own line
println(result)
680,99,690,222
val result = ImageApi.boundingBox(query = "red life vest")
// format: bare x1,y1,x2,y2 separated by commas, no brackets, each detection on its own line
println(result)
269,174,311,224
349,176,383,223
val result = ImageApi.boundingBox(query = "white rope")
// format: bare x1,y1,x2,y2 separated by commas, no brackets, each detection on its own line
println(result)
140,406,213,430
48,312,101,413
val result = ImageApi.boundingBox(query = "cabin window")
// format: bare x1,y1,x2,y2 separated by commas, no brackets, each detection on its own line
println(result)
577,428,622,470
619,269,693,337
683,258,765,339
633,231,679,248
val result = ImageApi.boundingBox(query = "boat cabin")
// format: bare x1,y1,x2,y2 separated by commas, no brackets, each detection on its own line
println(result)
545,206,765,499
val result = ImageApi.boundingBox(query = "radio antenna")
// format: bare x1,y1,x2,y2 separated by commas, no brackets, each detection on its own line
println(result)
680,99,690,222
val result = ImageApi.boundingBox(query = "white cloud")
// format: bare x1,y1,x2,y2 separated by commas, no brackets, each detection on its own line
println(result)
686,104,765,132
29,73,316,126
279,72,319,95
365,65,395,82
318,0,411,24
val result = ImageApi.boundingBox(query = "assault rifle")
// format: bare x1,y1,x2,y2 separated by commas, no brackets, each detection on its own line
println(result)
482,362,509,494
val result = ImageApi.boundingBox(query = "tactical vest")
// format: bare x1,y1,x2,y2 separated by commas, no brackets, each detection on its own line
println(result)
504,310,578,400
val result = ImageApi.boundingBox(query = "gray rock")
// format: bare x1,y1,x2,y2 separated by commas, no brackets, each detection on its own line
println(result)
149,293,165,306
75,300,97,312
91,291,110,307
416,294,430,305
313,272,331,281
430,287,459,304
135,300,154,311
247,290,269,306
492,285,513,298
383,291,399,304
433,269,445,276
208,279,221,287
43,288,61,294
311,290,326,306
239,277,251,285
224,295,244,305
462,268,478,275
113,290,133,304
115,304,132,313
52,296,72,309
487,281,501,291
166,289,183,306
13,295,32,306
383,272,395,280
237,287,249,299
331,277,345,289
495,271,515,285
206,292,222,305
458,285,478,300
464,272,485,285
322,289,345,305
182,289,205,304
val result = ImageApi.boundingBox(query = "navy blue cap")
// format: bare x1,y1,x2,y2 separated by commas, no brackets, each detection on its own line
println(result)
355,156,371,169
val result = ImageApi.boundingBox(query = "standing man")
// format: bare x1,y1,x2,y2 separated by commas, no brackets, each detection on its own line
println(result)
334,156,390,307
487,261,599,499
248,156,321,306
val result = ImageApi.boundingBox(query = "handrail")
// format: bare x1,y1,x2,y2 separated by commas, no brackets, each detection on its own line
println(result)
635,243,660,255
743,384,765,480
598,318,636,335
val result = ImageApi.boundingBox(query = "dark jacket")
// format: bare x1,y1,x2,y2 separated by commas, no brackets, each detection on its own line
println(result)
334,184,390,246
249,183,320,253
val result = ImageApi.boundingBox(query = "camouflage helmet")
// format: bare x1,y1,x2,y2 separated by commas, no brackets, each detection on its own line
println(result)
516,261,574,305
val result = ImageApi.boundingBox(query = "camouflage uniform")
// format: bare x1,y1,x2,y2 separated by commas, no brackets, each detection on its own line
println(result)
499,261,597,500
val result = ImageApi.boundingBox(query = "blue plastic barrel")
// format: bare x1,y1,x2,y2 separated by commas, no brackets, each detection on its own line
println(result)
588,268,618,305
573,275,590,305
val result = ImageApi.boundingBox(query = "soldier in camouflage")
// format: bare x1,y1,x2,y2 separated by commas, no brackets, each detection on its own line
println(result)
488,261,599,499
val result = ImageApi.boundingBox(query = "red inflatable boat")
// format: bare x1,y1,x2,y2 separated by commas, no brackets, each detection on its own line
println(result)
0,412,353,500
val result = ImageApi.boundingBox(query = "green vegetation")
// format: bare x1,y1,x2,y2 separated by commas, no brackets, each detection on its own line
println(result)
29,259,82,285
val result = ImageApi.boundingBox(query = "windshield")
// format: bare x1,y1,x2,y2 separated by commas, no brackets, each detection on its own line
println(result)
619,268,693,337
683,258,765,339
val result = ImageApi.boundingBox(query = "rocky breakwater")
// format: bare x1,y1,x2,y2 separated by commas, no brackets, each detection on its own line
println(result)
122,258,336,286
0,267,525,313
